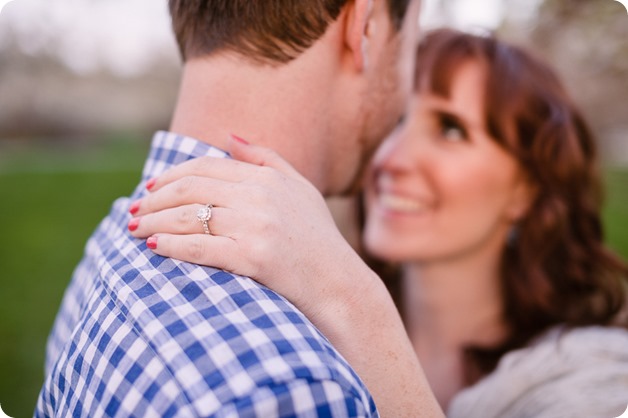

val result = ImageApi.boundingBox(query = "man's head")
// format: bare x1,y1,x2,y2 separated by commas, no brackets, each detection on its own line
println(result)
168,0,421,196
169,0,413,65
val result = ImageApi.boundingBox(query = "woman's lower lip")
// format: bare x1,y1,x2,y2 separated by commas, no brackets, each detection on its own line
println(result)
376,204,430,219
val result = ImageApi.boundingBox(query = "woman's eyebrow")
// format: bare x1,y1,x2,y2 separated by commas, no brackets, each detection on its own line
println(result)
432,108,467,126
431,107,485,132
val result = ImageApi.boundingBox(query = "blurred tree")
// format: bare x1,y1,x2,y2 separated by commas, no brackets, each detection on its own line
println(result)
500,0,628,164
0,1,180,141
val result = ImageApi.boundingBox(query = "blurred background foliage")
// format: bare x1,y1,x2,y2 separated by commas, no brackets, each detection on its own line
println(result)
0,0,626,416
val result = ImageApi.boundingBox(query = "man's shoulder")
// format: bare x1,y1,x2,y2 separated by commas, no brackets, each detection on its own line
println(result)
89,236,374,415
42,133,376,416
42,241,375,417
104,251,359,380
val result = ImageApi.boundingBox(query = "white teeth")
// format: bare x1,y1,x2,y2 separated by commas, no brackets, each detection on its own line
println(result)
378,193,428,213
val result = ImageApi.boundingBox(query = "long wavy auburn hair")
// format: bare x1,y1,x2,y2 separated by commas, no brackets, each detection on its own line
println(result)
367,28,628,386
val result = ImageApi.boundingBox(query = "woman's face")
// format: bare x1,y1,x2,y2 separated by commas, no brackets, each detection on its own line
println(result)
364,60,532,264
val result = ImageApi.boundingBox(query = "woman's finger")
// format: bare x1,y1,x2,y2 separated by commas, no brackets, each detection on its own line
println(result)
130,206,242,239
130,204,209,238
133,176,243,216
148,138,309,192
146,233,251,276
149,156,262,192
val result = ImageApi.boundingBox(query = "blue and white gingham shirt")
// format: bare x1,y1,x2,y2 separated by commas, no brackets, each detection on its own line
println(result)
36,131,378,417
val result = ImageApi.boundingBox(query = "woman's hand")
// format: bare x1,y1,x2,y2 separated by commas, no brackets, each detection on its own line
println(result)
129,137,357,317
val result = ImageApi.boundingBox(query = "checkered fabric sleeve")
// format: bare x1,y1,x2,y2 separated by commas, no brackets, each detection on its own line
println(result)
36,132,378,417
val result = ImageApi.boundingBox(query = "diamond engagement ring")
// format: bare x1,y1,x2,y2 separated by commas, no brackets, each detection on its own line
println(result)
197,204,213,235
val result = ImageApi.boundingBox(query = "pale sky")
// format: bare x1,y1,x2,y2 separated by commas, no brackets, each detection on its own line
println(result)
0,0,539,76
0,0,15,14
0,0,178,76
421,0,504,30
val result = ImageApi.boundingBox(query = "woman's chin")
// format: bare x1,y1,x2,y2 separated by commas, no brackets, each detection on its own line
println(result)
364,240,412,264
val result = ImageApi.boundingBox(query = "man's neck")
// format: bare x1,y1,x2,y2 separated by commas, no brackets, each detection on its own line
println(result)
169,51,349,194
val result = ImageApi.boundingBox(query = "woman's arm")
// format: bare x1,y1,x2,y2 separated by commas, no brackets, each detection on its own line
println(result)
130,138,443,417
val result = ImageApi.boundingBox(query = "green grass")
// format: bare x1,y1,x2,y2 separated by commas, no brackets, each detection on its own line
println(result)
0,139,626,417
603,168,628,259
0,138,146,418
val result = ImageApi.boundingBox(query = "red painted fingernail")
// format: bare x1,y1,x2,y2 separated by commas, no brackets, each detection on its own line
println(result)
129,200,141,215
147,236,158,250
128,217,140,232
146,178,157,191
230,134,249,145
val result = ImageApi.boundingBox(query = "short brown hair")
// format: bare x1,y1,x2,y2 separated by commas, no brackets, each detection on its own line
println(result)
169,0,412,63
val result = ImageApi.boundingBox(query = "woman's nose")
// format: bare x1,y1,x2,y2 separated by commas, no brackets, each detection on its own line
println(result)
373,127,425,175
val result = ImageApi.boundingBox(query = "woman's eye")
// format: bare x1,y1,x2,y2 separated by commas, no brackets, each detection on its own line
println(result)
443,125,466,141
440,116,468,142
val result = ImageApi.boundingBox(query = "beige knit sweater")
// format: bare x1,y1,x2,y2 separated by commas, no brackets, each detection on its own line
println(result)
448,326,628,418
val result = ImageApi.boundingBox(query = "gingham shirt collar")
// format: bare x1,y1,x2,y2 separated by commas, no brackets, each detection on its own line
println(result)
142,130,230,182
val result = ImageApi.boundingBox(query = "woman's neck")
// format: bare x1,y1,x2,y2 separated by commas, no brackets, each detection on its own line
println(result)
402,254,507,352
401,250,508,409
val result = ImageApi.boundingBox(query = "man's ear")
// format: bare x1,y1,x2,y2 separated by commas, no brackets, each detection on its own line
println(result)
344,0,373,72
